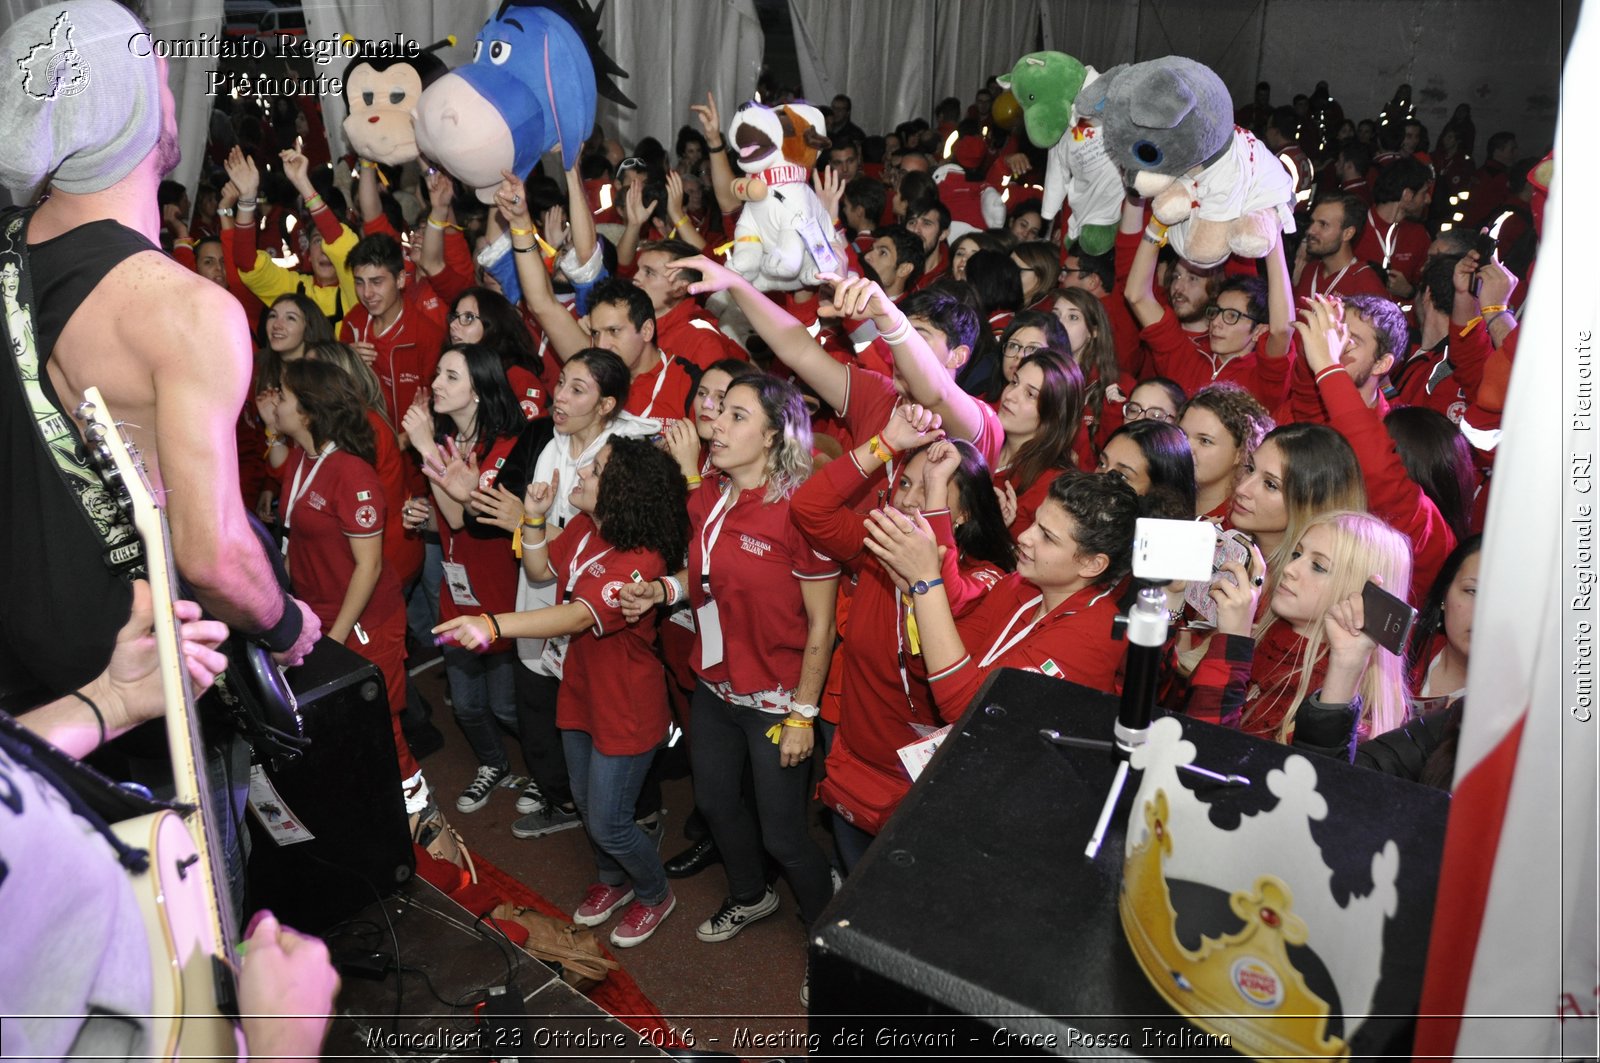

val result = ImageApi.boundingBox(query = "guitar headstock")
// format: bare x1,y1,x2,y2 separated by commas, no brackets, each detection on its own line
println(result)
74,386,161,539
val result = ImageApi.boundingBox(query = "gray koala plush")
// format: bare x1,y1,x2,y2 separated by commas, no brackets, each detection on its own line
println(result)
1078,56,1294,266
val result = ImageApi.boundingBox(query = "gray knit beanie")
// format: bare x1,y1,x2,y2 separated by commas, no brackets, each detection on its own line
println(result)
0,0,162,198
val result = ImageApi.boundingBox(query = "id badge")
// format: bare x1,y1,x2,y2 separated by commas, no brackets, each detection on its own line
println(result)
696,596,724,669
539,634,570,679
797,214,841,275
442,560,481,608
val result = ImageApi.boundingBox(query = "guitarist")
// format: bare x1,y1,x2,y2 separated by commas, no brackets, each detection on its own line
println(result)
0,580,338,1059
0,1,322,910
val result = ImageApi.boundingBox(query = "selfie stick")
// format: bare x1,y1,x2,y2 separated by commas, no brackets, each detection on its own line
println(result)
1080,588,1171,858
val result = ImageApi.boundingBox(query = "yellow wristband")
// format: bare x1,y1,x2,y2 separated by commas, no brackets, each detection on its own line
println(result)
782,718,814,729
524,516,546,528
686,474,702,487
1479,304,1508,315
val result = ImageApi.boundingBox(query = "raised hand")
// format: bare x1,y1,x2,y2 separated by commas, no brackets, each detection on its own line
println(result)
400,401,435,456
494,170,532,229
424,164,455,215
1291,294,1349,375
522,467,560,520
469,483,527,533
995,480,1019,527
623,181,659,229
665,170,686,222
224,146,260,202
881,403,942,455
862,506,942,590
280,147,311,192
1210,539,1266,637
219,180,240,210
422,436,480,504
541,204,569,250
690,91,723,141
817,272,897,327
670,254,742,296
813,165,844,225
662,418,703,478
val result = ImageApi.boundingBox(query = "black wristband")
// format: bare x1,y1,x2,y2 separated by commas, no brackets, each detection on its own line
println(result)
252,590,304,654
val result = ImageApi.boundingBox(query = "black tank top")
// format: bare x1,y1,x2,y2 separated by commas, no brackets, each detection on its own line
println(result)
0,217,157,711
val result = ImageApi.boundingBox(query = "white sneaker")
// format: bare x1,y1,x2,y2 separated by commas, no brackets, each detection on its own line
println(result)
695,887,780,942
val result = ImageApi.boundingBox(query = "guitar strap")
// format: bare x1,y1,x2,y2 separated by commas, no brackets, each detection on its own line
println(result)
0,207,145,579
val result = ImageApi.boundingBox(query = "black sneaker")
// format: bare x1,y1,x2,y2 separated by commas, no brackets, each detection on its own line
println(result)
456,765,508,813
515,778,547,815
695,887,780,942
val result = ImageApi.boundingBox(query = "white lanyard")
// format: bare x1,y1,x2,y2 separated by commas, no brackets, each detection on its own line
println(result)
640,354,674,418
1369,210,1399,270
563,530,614,603
976,586,1112,668
284,443,337,531
1310,261,1353,298
699,485,737,591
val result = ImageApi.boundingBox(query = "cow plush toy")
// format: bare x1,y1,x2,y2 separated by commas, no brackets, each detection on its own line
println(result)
725,101,841,291
1079,55,1295,267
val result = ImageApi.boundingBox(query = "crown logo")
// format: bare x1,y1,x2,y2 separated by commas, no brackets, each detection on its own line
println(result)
17,12,89,102
1119,718,1400,1060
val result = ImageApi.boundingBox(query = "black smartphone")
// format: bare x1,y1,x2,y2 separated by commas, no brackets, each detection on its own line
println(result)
1469,231,1497,297
1360,580,1417,655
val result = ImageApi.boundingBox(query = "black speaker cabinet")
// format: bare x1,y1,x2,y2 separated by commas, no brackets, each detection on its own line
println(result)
809,669,1449,1059
245,638,414,932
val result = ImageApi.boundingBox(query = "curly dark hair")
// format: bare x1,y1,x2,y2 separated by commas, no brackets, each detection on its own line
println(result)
1046,470,1140,587
282,360,377,465
593,437,689,567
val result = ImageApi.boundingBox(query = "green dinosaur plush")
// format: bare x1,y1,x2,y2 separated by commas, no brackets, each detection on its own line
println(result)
1000,51,1089,148
999,51,1119,256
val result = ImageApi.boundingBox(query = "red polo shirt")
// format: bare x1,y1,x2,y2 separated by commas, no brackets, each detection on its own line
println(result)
625,352,695,421
656,299,746,371
1355,210,1430,290
339,281,448,423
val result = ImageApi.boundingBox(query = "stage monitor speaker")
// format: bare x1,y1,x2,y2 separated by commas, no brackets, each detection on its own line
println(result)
809,668,1448,1059
245,638,414,933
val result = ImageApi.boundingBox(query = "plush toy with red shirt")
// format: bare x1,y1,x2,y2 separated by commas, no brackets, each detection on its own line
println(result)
1000,51,1123,256
724,101,843,291
1078,56,1295,267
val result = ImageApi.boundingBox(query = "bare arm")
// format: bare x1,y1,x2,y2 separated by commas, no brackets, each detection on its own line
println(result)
415,167,454,277
691,92,741,215
140,271,319,659
496,172,592,361
614,181,655,268
326,534,384,644
356,159,382,224
565,165,596,267
1264,236,1292,360
826,276,988,441
1124,202,1165,330
674,255,849,410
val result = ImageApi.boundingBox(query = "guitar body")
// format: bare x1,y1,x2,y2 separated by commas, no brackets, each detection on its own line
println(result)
110,811,241,1061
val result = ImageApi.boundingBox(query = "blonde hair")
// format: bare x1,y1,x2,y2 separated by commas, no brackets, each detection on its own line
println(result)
304,341,394,432
727,377,813,501
1251,510,1413,740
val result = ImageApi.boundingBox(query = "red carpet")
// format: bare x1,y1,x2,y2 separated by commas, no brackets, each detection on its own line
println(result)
413,844,678,1045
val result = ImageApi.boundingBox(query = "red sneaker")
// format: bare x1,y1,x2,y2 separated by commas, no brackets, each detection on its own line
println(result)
609,892,677,947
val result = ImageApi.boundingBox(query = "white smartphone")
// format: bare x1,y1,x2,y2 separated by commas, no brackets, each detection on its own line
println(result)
1131,518,1216,583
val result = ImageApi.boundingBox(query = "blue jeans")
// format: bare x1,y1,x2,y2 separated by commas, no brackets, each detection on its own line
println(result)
406,539,443,646
443,646,518,770
562,730,669,906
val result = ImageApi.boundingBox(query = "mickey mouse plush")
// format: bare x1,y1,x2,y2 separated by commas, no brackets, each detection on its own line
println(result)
341,48,450,165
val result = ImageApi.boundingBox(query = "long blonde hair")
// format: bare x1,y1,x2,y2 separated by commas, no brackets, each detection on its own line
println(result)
1252,510,1413,740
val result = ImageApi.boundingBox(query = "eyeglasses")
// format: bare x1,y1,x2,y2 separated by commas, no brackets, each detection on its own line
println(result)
1204,305,1265,326
1003,340,1043,358
448,311,480,326
1123,401,1174,423
615,157,647,178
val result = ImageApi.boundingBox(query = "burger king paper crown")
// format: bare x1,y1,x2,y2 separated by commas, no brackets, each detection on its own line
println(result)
1120,718,1399,1060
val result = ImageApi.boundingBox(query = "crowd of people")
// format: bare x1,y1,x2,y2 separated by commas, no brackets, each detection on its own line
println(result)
1,0,1541,1043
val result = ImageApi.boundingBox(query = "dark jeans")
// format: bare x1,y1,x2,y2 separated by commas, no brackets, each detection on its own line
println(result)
833,815,875,874
442,646,517,771
562,730,669,905
514,665,572,807
690,682,833,926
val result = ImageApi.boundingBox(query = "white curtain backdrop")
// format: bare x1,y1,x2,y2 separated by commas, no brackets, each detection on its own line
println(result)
593,0,764,150
1037,0,1139,68
788,0,937,136
929,0,1041,108
1,0,225,201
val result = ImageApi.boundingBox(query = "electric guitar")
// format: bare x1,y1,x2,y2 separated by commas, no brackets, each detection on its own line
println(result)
76,389,241,1059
